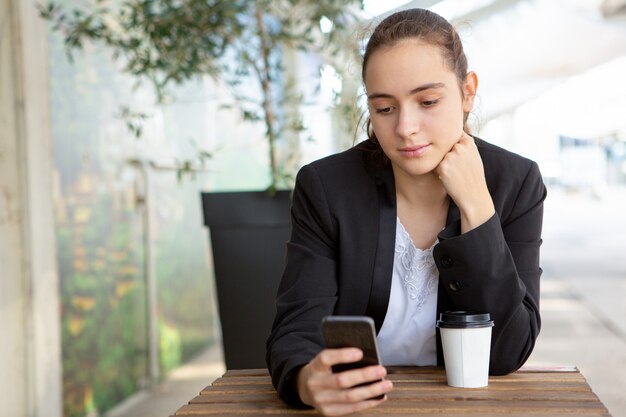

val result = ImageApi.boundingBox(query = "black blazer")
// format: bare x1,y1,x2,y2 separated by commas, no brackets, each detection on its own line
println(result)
266,138,547,407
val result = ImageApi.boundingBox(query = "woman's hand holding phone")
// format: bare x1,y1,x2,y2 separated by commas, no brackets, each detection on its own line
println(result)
296,348,392,416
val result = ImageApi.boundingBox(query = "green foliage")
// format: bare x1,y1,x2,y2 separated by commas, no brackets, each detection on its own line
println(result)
48,21,216,416
39,0,244,94
159,320,182,372
152,175,217,369
119,106,151,138
39,0,364,190
57,191,148,417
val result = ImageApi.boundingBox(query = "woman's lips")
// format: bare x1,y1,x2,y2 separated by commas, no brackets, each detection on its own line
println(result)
399,144,431,157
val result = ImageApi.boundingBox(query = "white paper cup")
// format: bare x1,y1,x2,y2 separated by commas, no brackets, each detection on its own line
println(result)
437,311,494,388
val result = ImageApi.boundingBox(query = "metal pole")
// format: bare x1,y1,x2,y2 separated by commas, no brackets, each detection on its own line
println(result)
143,163,159,385
128,158,212,387
130,159,159,386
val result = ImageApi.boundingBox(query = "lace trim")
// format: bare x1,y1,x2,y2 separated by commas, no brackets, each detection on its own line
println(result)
395,219,438,308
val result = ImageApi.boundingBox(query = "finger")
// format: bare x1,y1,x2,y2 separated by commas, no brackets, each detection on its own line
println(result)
333,365,387,389
312,348,363,372
321,378,393,404
319,394,387,417
460,131,473,142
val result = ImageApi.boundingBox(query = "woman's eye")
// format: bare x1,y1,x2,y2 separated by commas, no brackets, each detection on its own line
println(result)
375,107,393,114
422,99,438,107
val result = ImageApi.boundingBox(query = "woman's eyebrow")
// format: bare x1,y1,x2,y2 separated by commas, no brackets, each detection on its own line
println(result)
367,82,446,100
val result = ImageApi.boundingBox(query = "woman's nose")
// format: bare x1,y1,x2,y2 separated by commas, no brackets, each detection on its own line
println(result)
395,106,420,139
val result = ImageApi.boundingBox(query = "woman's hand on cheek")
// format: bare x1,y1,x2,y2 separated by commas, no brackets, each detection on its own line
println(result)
297,348,392,416
436,132,495,233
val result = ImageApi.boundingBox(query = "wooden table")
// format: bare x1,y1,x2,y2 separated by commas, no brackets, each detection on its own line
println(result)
171,366,611,416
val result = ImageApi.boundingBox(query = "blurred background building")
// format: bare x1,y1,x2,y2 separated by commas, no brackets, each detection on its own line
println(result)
1,0,625,416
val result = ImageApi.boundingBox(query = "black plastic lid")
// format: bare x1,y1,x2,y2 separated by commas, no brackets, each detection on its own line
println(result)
436,311,494,329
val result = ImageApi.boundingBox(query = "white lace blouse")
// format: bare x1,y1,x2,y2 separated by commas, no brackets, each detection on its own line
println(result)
376,218,439,366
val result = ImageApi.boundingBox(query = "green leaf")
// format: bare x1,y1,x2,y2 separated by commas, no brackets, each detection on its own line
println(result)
41,0,365,189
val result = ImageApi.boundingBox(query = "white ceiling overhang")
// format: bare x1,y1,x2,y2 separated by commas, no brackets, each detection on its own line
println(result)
367,0,626,122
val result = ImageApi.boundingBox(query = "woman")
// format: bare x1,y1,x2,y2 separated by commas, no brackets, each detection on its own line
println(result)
266,8,547,416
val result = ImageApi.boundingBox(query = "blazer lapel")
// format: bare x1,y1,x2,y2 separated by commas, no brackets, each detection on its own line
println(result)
444,199,461,232
435,198,462,365
365,164,396,333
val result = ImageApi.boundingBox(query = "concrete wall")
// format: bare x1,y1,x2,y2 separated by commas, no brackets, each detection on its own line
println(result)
0,1,62,416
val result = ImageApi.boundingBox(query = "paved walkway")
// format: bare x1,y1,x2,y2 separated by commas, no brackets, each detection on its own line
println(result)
526,185,626,417
112,185,626,417
105,346,225,417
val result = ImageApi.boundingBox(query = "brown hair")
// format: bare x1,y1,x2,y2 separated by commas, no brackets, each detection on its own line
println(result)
361,8,471,145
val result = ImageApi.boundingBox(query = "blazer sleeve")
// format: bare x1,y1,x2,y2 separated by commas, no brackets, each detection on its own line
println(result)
265,164,338,407
434,160,547,375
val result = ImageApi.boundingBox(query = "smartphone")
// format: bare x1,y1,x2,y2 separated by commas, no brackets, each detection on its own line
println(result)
321,316,384,398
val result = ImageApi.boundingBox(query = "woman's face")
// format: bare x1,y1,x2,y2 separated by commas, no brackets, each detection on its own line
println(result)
364,39,476,179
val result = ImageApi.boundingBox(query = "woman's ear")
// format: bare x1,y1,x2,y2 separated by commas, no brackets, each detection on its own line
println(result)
462,71,478,112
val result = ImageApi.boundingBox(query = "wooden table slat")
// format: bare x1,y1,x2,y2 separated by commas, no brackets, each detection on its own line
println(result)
219,365,580,378
191,389,601,404
223,369,272,377
174,413,610,417
203,378,590,394
201,384,279,393
211,375,272,386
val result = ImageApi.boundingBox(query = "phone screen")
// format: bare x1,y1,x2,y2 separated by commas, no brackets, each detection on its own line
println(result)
321,316,382,373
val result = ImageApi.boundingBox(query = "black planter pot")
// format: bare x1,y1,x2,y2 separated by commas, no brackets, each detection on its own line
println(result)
201,190,292,369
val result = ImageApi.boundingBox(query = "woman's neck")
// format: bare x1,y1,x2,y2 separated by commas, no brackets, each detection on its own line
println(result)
394,169,448,208
393,169,450,250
